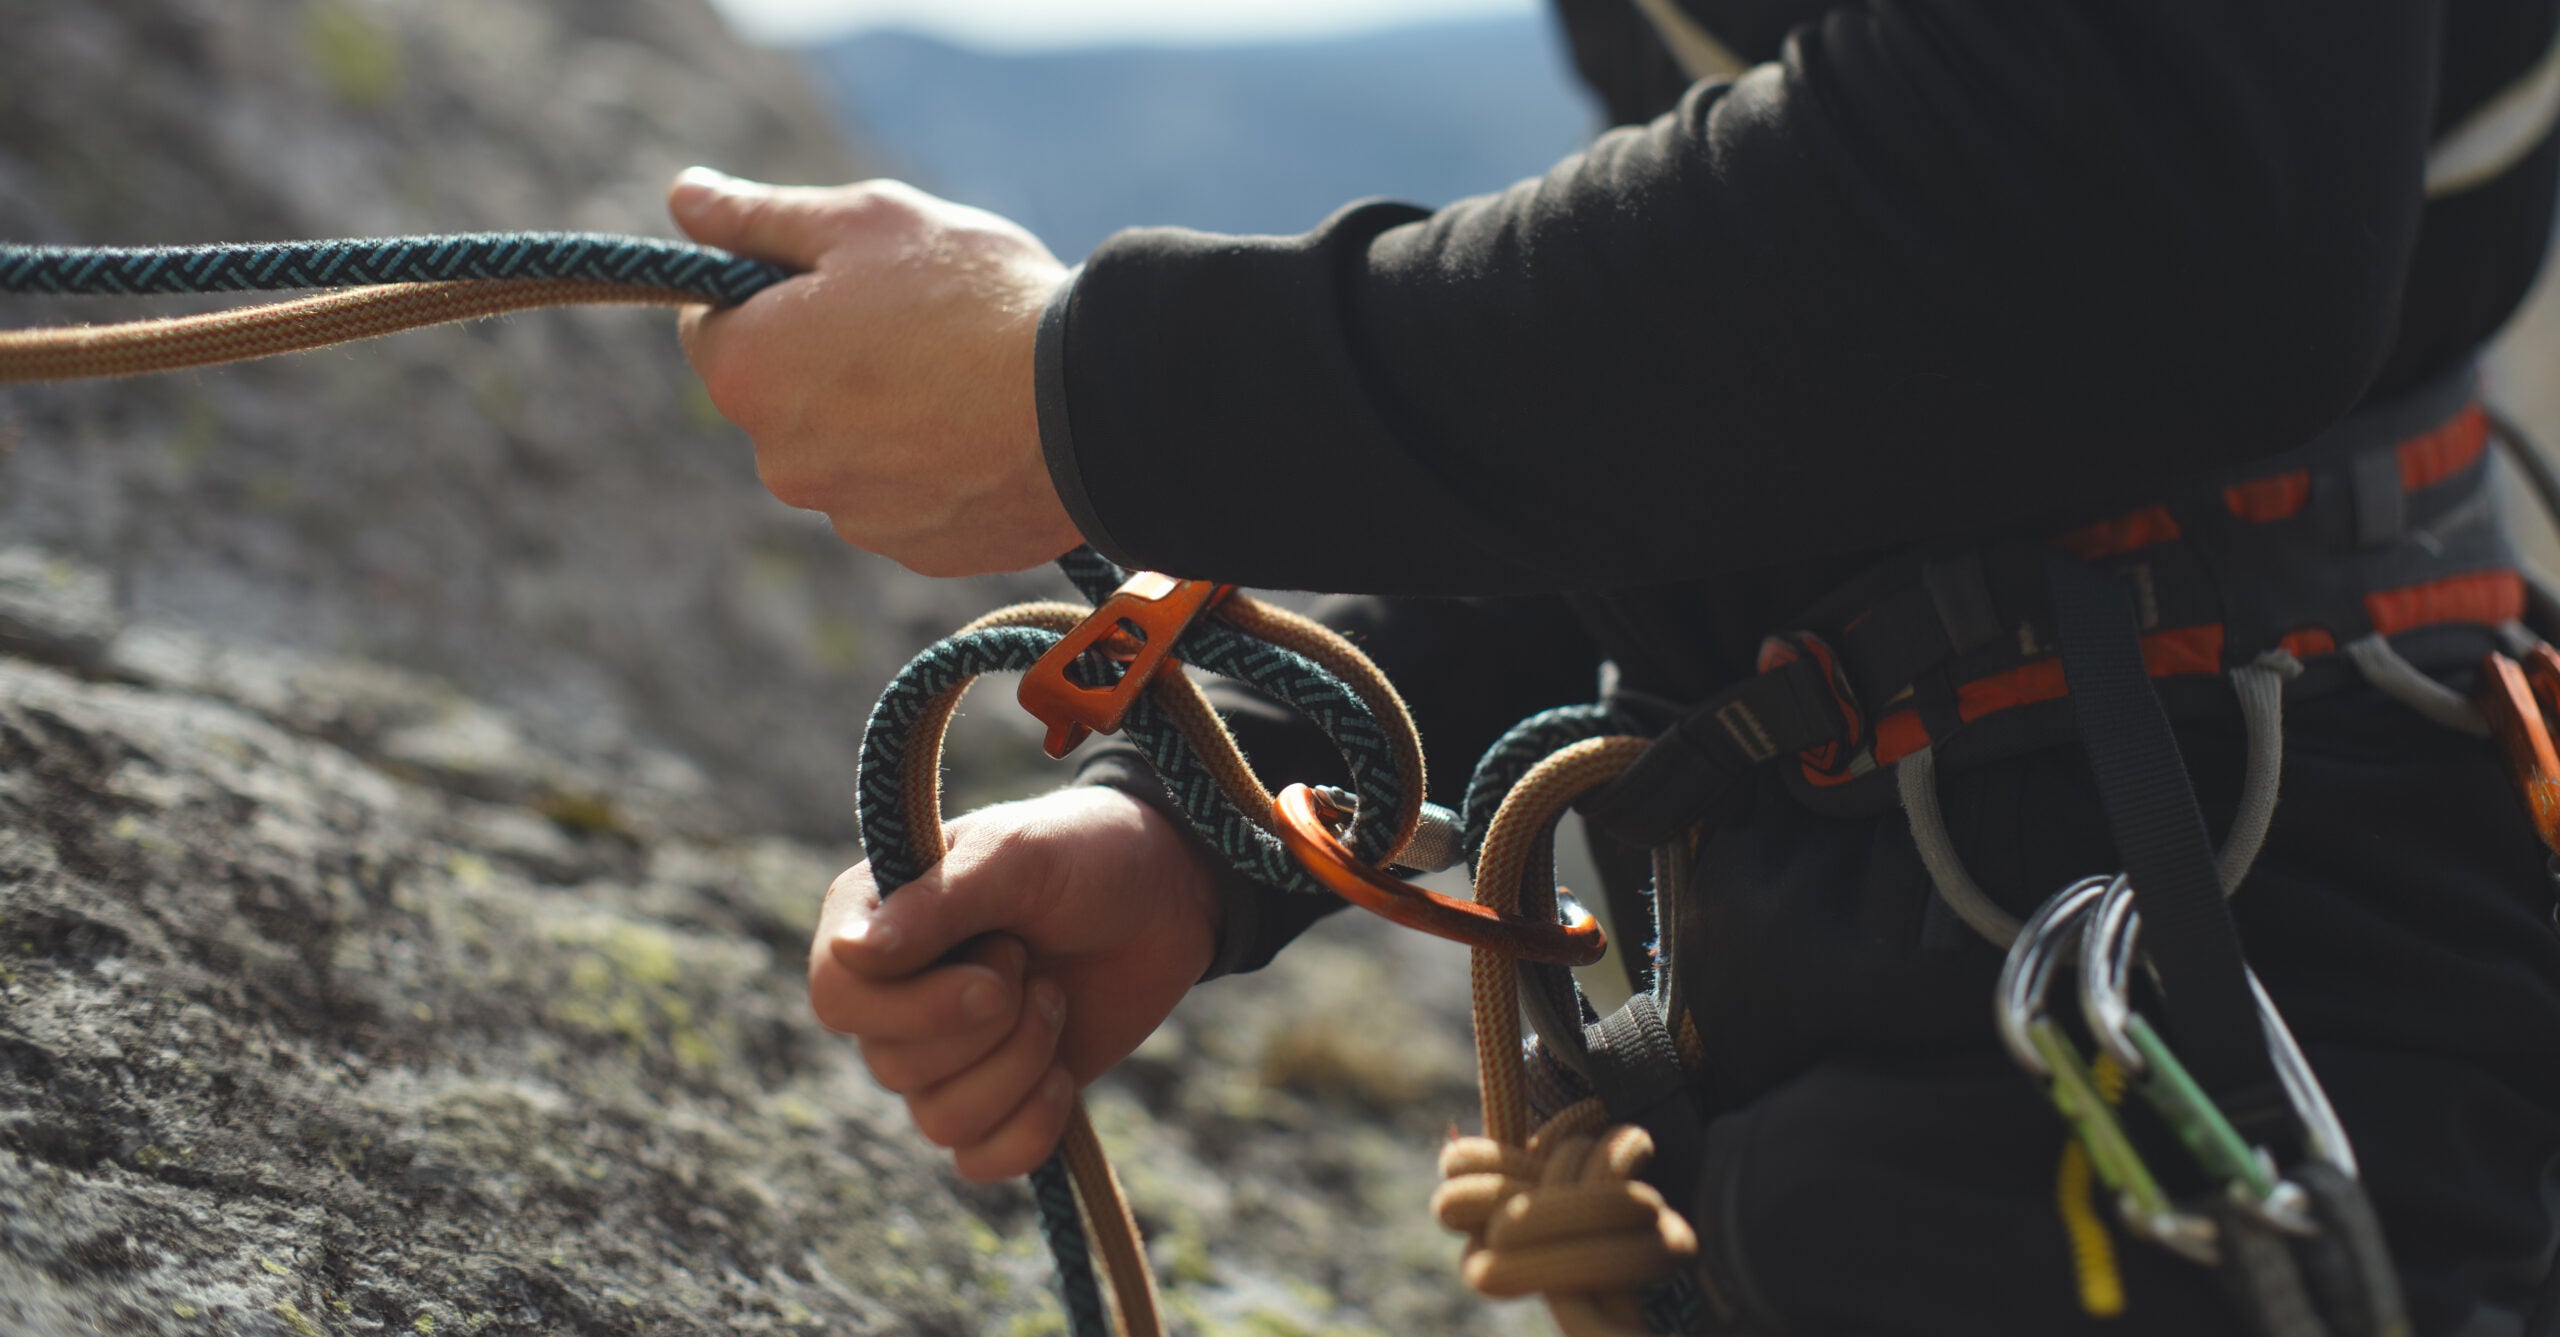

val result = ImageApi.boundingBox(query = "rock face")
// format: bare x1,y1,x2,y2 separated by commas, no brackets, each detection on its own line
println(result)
0,0,1063,844
0,5,1519,1337
0,581,1511,1337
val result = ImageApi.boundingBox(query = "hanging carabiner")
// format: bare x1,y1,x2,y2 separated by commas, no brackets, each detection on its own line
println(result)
1272,783,1608,967
1996,876,2220,1264
2076,876,2357,1236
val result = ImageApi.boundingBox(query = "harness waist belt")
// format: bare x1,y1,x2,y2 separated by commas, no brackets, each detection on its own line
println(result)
1585,366,2518,844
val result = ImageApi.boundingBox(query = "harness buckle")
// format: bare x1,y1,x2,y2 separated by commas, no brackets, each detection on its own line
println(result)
1017,571,1234,759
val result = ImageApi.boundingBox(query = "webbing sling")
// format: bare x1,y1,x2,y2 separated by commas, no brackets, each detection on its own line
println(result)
2046,552,2291,1138
1582,993,1710,1204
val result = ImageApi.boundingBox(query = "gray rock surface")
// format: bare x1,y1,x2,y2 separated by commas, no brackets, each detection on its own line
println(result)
0,578,1517,1337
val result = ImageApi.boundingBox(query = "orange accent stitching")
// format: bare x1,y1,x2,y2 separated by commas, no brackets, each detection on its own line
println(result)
2222,471,2312,522
2053,505,2182,560
2397,404,2489,492
2364,569,2522,637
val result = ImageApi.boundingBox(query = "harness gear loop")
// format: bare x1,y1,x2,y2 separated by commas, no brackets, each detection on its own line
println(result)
1900,650,2297,948
1016,571,1234,758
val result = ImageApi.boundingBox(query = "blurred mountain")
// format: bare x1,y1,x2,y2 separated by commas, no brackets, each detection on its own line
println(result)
804,16,1599,259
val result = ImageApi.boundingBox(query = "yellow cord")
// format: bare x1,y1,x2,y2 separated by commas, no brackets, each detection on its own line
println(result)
2057,1052,2130,1318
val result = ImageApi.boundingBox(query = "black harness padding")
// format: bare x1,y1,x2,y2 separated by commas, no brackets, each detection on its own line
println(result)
2046,551,2292,1138
1580,656,1843,848
1582,993,1709,1203
2348,447,2408,550
1924,552,2006,656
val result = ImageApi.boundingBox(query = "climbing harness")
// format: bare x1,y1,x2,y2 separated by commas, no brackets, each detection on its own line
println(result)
5,228,2547,1335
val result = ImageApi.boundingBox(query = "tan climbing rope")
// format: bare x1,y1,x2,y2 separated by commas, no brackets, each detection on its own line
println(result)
1442,734,1703,1335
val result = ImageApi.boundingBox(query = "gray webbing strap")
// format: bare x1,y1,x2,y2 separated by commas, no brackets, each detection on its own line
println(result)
1583,993,1709,1203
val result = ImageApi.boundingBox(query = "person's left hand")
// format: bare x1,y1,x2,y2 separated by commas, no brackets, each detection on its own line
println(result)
669,168,1080,577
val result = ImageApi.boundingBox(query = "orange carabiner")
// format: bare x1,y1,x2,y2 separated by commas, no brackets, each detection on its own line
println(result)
2480,650,2560,854
1271,783,1608,966
1017,571,1234,759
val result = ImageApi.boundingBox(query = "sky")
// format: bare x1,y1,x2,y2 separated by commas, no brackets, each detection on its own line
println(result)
707,0,1536,50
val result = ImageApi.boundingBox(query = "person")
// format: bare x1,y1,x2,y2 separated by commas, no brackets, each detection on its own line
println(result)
669,1,2560,1331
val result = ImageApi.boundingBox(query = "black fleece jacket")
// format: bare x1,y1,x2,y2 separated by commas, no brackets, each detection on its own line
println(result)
1047,0,2560,974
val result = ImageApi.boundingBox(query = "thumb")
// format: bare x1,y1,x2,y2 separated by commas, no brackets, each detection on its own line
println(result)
667,166,838,268
832,859,1027,979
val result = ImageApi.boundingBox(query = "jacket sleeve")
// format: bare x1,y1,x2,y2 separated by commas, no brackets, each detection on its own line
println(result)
1037,0,2442,596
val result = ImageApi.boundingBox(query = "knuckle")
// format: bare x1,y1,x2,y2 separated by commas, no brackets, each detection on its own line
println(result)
755,456,824,512
807,991,859,1037
697,358,760,430
857,1044,916,1095
908,1098,968,1150
826,513,880,553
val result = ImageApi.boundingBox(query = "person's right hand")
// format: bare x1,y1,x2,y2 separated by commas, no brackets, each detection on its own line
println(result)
808,785,1224,1181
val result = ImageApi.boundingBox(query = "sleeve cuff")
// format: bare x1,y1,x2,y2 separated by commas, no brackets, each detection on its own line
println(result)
1074,747,1344,981
1036,262,1147,569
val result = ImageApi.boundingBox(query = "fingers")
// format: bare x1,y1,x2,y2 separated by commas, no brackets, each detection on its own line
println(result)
951,1065,1077,1183
829,832,1056,980
904,976,1066,1152
810,928,1027,1043
857,990,1039,1095
667,167,851,268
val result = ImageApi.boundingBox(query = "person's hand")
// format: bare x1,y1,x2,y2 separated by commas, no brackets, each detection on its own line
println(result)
668,169,1080,578
808,785,1223,1181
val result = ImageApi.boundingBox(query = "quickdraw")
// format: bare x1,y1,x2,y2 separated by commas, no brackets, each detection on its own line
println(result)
1996,870,2410,1337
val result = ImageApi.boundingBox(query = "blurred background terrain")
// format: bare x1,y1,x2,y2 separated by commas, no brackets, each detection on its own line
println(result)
0,2,2555,1336
807,16,1592,259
